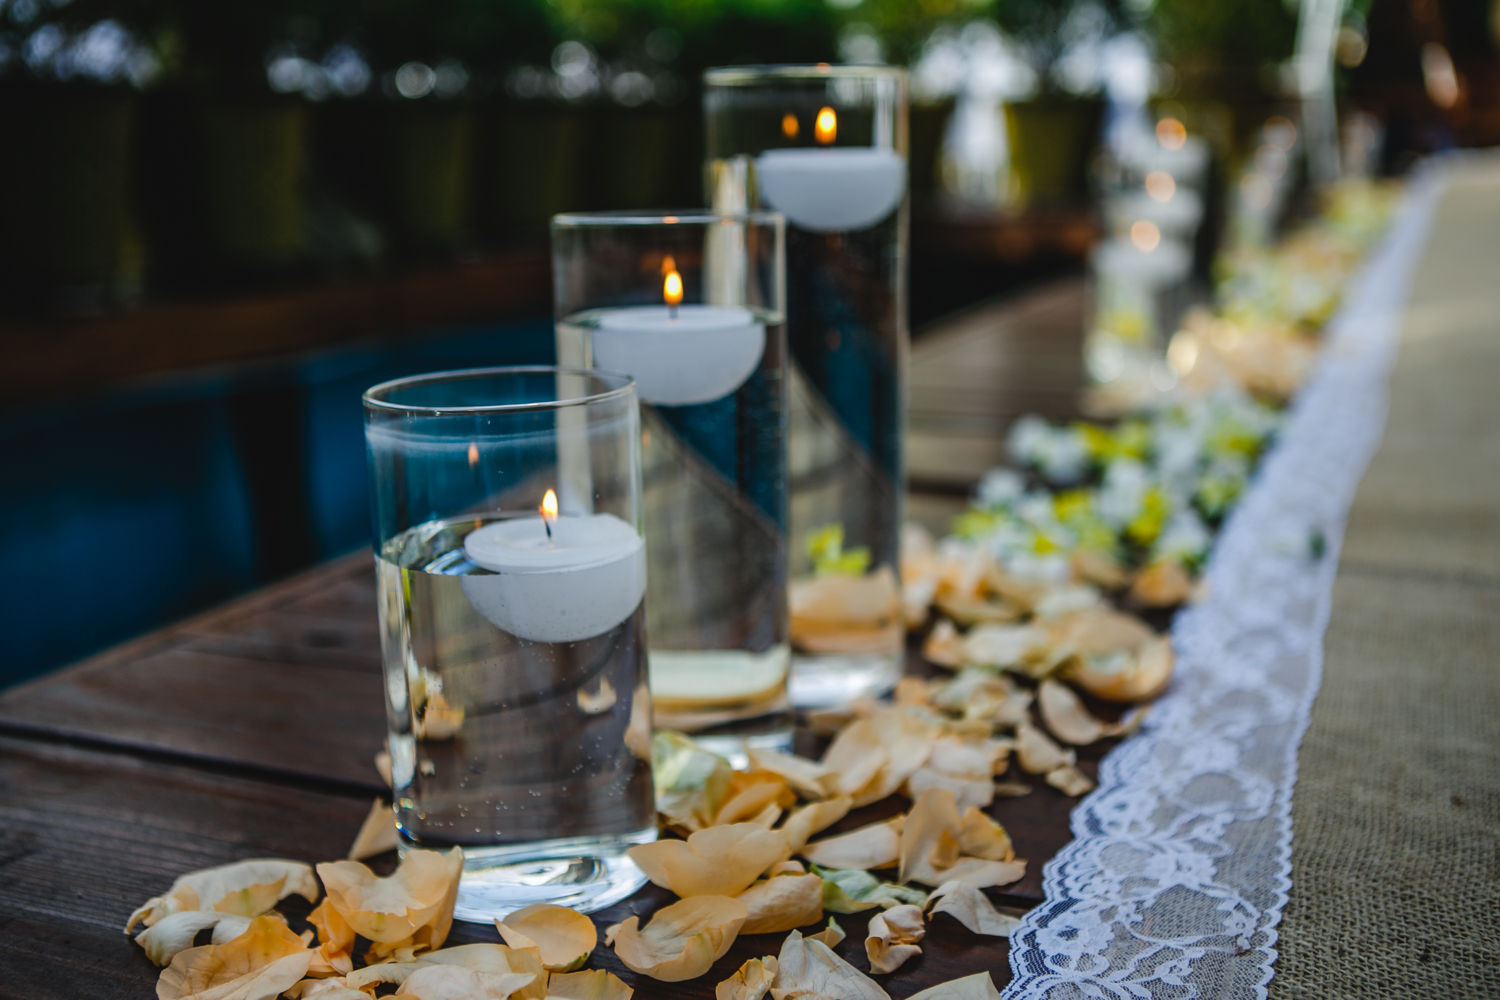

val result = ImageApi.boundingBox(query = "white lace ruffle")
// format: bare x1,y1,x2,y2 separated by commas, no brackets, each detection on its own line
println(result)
1002,167,1445,1000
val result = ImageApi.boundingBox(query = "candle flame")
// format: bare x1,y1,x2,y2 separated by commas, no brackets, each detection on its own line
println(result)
663,266,684,307
1156,117,1187,151
781,113,799,140
814,106,836,145
541,489,558,524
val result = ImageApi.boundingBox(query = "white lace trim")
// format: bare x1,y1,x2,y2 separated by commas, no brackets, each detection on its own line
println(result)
1002,168,1445,1000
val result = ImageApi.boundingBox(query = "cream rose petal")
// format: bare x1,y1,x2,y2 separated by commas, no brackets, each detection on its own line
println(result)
1037,680,1110,745
746,749,837,800
897,789,961,886
284,979,369,1000
800,818,902,872
135,911,255,967
127,859,320,932
348,800,401,861
815,868,927,914
926,881,1023,937
737,873,827,935
652,731,734,833
1045,764,1096,797
906,972,1001,1000
716,957,778,1000
156,914,313,1000
864,904,925,974
1014,722,1076,775
778,798,853,853
771,930,889,1000
419,943,546,1000
317,847,463,947
547,970,633,1000
606,895,748,982
956,808,1013,862
393,965,534,1000
627,824,791,898
495,904,597,972
806,918,845,948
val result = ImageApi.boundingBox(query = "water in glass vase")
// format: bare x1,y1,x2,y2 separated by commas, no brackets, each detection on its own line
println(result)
710,156,906,706
376,515,656,921
556,308,792,757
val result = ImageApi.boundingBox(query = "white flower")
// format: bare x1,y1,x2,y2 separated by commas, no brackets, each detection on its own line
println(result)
1095,459,1151,528
976,468,1025,508
1155,509,1211,562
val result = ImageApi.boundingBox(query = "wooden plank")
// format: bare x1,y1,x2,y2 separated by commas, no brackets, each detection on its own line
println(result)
0,644,386,792
0,737,371,1000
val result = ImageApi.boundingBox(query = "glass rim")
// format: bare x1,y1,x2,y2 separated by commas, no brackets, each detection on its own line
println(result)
551,208,784,230
704,63,907,86
363,365,636,417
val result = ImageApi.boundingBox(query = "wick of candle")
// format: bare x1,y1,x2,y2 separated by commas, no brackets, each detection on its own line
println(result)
669,304,678,320
543,518,553,541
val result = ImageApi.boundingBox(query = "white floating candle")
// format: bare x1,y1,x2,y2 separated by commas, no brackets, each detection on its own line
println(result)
592,304,765,406
461,494,646,643
756,147,906,233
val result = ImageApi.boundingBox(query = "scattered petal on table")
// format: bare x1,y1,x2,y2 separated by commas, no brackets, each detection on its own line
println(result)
737,872,826,935
777,797,853,852
926,881,1023,937
905,972,1002,1000
317,847,462,953
806,917,845,948
1014,721,1076,775
546,969,633,1000
347,799,400,860
495,904,597,972
715,956,778,1000
126,859,320,932
156,914,312,1000
134,911,254,967
1045,764,1096,797
864,904,925,974
628,824,791,898
801,816,903,871
771,929,890,1000
606,895,748,982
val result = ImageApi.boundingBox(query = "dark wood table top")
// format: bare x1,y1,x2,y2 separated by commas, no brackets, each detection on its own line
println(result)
0,279,1097,999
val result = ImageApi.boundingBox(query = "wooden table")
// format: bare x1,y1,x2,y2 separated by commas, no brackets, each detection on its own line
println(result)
0,279,1097,998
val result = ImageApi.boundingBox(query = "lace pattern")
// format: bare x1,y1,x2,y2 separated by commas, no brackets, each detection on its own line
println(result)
1002,167,1445,1000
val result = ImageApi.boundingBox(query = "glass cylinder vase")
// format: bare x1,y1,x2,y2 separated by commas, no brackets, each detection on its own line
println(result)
704,64,909,707
551,210,791,756
363,366,655,920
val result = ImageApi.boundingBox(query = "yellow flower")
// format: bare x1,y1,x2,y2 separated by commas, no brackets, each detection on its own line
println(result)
1126,487,1170,547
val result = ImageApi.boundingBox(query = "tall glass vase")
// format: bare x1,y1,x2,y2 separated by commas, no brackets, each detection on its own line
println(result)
705,65,909,707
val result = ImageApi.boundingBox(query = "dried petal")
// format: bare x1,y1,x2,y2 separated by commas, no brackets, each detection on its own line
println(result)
716,772,796,827
285,979,368,1000
956,809,1013,862
1037,680,1108,745
653,731,734,832
348,800,400,860
317,847,463,949
606,896,748,982
1129,558,1194,608
628,824,791,898
898,788,960,886
746,749,837,800
394,965,533,1000
156,914,313,1000
495,904,597,972
771,930,889,1000
1045,765,1095,797
806,919,845,948
814,868,927,914
547,970,633,1000
716,957,778,1000
127,860,320,932
778,798,853,853
1047,607,1153,657
1014,722,1075,775
906,973,1001,1000
738,873,827,934
992,781,1031,798
864,904,925,974
1067,636,1175,703
306,898,355,977
962,624,1049,670
921,621,966,669
800,817,902,871
905,769,993,812
420,943,546,1000
135,912,255,967
926,882,1022,937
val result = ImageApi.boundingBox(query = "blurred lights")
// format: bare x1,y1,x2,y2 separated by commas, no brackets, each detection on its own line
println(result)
781,113,799,140
394,60,436,99
1129,220,1161,252
1263,116,1297,152
1145,170,1175,202
1421,42,1460,109
1335,26,1368,67
1240,173,1273,211
1255,145,1288,180
1156,117,1186,151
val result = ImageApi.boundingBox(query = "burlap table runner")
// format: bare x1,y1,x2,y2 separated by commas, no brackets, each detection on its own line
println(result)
1273,162,1500,997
